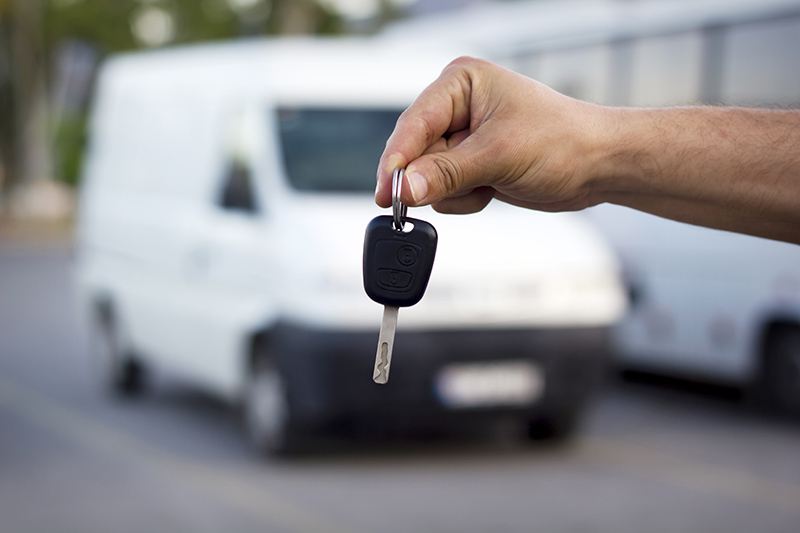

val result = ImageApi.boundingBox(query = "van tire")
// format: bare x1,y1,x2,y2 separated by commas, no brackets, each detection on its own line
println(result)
525,409,579,441
245,351,300,456
762,325,800,417
92,303,144,396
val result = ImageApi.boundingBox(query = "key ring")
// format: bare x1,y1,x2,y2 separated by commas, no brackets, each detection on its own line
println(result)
392,168,408,231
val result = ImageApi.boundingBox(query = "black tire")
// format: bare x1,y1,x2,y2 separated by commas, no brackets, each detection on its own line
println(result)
524,409,580,442
761,325,800,417
91,303,144,396
244,348,301,456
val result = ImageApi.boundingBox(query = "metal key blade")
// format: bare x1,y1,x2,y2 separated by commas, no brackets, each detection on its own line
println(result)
373,305,399,384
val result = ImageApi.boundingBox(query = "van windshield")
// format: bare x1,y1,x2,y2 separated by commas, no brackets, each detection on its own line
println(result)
277,107,403,192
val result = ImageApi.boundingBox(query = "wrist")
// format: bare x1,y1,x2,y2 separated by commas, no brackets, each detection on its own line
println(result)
584,106,659,205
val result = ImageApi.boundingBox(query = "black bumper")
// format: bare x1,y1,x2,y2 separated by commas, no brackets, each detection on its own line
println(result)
269,323,612,427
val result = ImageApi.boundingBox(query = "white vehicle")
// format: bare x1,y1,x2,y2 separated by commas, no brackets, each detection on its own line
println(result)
389,0,800,413
586,206,800,415
76,37,627,454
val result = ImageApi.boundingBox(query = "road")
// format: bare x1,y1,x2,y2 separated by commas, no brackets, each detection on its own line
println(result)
1,244,800,532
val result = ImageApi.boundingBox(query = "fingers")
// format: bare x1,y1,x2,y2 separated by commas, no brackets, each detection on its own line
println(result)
421,129,471,156
398,128,474,208
402,125,498,207
376,57,479,208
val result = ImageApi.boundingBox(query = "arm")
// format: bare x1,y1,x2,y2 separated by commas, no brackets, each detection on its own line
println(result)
376,57,800,244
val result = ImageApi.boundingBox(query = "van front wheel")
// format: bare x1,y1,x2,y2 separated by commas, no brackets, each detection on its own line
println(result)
92,304,144,396
525,409,579,441
245,353,300,456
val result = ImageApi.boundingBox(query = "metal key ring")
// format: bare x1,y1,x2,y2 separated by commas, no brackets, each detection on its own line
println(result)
392,168,408,231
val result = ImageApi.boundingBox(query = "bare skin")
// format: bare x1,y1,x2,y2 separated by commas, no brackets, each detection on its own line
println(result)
376,57,800,244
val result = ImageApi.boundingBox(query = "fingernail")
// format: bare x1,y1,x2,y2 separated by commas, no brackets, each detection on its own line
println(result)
375,178,382,198
406,172,428,204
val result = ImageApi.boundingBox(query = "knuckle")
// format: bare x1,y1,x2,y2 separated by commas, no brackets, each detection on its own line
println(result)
446,55,480,71
443,56,492,82
430,155,462,196
419,115,439,146
397,108,438,147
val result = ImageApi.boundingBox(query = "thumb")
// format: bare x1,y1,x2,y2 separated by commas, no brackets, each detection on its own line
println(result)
403,131,484,207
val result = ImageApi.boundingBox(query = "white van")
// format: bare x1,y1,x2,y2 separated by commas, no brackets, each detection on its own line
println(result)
76,37,627,454
390,0,800,415
585,206,800,415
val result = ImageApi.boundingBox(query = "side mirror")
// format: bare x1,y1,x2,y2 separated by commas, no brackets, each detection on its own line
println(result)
218,160,258,214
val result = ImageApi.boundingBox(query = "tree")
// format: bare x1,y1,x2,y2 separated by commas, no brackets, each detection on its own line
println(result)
1,0,52,194
0,0,344,193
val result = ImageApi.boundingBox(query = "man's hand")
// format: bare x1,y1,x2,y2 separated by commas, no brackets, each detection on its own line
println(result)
376,57,609,215
377,57,800,244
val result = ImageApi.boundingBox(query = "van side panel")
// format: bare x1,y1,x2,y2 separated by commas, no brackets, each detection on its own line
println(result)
79,62,259,396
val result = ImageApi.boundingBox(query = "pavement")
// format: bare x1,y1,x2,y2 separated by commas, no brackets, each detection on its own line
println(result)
2,235,800,533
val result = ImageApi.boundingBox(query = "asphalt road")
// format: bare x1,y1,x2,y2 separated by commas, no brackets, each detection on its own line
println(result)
2,244,800,533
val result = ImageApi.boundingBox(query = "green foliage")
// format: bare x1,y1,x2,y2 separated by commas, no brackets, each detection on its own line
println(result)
37,0,344,186
43,0,343,54
53,112,86,187
44,1,138,54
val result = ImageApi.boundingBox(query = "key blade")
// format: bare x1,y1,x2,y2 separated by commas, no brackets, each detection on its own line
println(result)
373,305,399,384
374,341,390,384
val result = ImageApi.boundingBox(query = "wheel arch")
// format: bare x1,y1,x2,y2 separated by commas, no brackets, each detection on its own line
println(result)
247,327,275,371
750,303,800,377
755,313,800,416
757,316,800,362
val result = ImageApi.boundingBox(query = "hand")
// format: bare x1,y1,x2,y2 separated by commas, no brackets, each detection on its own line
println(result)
375,57,610,214
377,57,800,244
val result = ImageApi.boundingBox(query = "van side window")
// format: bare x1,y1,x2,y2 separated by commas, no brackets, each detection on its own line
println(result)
218,159,258,213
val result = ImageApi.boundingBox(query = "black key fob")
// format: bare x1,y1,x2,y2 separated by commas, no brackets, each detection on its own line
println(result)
363,215,438,308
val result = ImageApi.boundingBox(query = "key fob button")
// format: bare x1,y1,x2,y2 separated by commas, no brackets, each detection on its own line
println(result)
397,245,418,266
377,268,413,290
374,240,422,268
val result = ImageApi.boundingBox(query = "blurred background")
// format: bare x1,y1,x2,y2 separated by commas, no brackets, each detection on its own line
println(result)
0,0,422,219
2,1,800,532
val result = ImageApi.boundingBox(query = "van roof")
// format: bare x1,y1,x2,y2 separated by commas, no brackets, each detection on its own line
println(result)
98,36,474,107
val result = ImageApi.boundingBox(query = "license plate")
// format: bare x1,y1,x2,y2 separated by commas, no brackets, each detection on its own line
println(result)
434,360,544,409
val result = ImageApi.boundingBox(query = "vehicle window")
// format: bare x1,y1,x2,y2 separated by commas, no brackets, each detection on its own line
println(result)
218,159,258,213
277,107,402,192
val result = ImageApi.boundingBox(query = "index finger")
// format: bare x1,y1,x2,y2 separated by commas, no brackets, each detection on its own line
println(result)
375,57,475,207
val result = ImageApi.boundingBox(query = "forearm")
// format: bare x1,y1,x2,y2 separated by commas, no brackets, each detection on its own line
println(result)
594,107,800,243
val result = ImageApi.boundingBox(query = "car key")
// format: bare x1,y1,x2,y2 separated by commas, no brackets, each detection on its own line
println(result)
363,168,437,384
